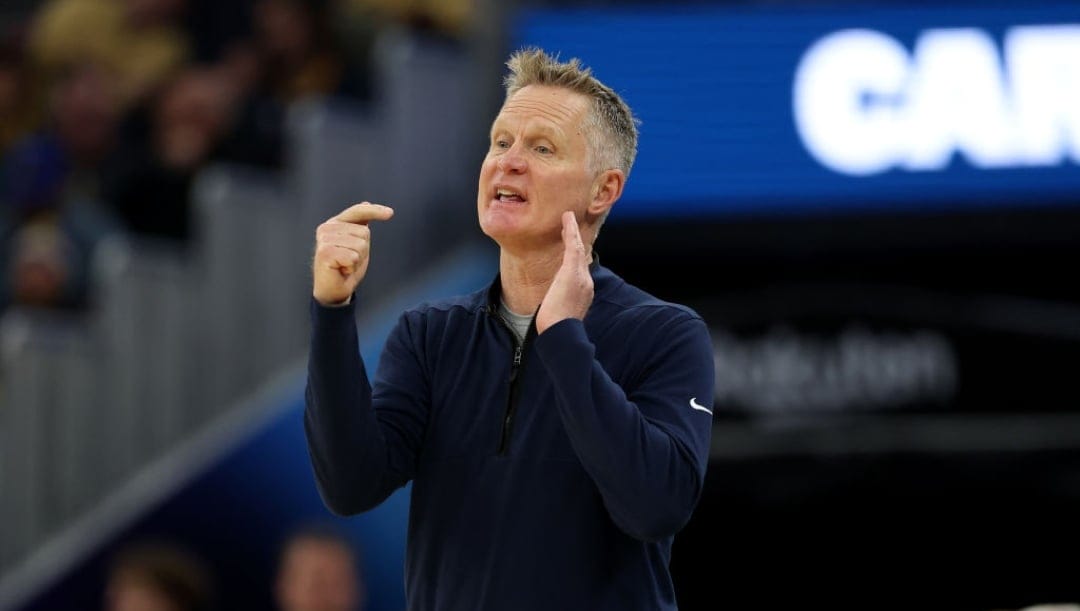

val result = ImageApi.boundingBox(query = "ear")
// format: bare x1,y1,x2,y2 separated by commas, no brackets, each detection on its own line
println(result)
587,169,625,220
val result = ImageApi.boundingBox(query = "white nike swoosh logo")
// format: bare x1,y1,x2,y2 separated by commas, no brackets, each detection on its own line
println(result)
689,397,713,415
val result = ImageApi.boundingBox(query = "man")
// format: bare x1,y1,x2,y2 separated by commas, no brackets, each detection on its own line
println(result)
306,48,714,610
275,525,365,611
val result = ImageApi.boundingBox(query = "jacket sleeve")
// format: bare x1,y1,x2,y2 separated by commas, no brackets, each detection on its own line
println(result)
304,298,430,516
533,312,714,542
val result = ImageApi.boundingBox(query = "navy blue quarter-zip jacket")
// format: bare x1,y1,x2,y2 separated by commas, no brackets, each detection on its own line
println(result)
305,263,714,611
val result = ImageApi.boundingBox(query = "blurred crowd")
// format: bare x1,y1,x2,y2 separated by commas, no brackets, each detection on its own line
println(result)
0,0,473,312
105,524,365,611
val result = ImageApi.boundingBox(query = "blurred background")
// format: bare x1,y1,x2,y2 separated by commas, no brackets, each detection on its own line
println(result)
1,0,1079,609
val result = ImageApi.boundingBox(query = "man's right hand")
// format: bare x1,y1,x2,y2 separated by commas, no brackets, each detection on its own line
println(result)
312,202,394,306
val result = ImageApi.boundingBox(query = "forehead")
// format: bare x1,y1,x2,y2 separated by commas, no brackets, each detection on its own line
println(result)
492,85,590,133
284,538,353,565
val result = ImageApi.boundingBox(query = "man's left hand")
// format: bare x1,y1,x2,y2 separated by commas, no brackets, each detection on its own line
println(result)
537,211,594,334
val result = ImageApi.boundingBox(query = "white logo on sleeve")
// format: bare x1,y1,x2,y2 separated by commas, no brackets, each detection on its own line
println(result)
689,397,713,415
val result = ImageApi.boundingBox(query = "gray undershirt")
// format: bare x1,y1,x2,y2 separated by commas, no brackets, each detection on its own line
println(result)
498,300,532,346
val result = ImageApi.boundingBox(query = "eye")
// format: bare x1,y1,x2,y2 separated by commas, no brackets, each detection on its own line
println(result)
494,139,510,149
535,145,552,155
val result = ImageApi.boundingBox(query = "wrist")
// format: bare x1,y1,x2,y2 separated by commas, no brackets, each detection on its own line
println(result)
315,293,353,308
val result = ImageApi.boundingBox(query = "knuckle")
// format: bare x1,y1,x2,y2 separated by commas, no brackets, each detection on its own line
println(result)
317,220,339,237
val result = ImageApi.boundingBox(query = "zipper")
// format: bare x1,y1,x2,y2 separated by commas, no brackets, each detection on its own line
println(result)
494,310,536,455
498,343,523,454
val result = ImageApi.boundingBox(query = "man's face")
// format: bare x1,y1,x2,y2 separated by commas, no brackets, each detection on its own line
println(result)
276,539,361,611
478,85,596,252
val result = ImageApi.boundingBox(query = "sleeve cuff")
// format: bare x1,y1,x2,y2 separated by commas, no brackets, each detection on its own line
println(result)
534,317,591,364
310,294,357,334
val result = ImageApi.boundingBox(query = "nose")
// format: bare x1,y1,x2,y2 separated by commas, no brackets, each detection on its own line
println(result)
496,143,527,174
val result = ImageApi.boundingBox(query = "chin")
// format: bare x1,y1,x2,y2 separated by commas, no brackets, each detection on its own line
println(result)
479,217,513,242
481,200,522,226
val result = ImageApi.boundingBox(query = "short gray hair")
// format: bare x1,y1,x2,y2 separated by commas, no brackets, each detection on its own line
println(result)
503,48,638,177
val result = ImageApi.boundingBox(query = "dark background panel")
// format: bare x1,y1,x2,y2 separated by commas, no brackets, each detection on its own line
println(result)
673,451,1080,611
602,205,1080,609
600,206,1080,306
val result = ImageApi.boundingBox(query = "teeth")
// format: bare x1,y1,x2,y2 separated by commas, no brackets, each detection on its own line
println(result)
497,188,521,198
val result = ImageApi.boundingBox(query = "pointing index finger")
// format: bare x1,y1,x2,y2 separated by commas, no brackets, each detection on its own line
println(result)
335,202,395,225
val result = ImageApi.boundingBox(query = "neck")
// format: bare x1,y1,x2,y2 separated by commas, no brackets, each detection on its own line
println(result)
497,244,560,316
498,242,593,315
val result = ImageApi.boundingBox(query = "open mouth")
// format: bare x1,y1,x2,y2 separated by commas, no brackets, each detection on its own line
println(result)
495,187,527,203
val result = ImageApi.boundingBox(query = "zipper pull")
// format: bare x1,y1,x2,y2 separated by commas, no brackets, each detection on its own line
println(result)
513,344,523,367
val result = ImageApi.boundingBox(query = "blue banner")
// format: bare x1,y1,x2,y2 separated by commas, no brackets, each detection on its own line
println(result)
515,4,1080,220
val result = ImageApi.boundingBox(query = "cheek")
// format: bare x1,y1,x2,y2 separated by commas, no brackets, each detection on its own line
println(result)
548,173,590,205
477,161,493,201
479,156,497,180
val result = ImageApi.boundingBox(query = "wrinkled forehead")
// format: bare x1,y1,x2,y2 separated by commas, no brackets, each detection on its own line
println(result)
492,85,591,133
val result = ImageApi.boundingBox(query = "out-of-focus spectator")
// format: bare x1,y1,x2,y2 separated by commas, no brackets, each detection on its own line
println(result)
28,0,190,110
275,524,365,611
153,67,235,170
254,0,360,102
1,60,121,208
104,541,213,611
0,28,42,158
48,62,120,183
330,0,474,99
342,0,475,40
0,61,122,309
101,66,236,241
176,0,370,172
4,218,78,307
